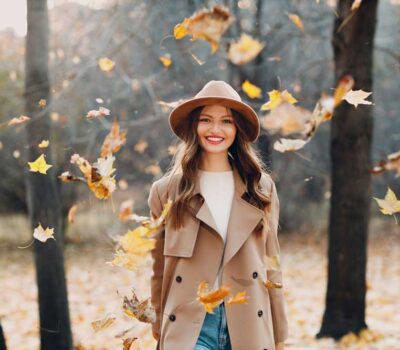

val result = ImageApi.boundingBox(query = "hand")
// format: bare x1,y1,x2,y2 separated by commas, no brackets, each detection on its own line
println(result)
275,341,285,350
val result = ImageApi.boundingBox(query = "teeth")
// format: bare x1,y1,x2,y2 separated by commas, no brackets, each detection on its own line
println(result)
206,137,224,141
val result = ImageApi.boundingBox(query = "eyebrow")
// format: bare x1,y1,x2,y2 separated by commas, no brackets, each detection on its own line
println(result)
199,113,233,118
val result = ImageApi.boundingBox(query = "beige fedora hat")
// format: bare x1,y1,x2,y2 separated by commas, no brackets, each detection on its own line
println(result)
168,80,260,143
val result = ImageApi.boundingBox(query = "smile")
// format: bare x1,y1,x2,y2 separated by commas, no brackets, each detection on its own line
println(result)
205,136,225,144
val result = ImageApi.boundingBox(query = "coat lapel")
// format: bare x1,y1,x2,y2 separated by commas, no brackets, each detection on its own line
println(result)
189,164,264,268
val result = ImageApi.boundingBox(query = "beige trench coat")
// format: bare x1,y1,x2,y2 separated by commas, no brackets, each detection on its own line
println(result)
147,165,289,350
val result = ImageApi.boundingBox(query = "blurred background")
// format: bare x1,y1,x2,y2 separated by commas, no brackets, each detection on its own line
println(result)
0,0,399,349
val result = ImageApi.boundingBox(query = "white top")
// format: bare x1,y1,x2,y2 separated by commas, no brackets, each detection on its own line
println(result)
198,169,234,290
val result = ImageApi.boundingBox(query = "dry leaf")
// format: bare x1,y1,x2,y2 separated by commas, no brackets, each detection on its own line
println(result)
173,5,234,54
28,154,52,174
343,89,373,107
226,291,249,305
288,13,304,32
8,115,30,126
100,118,127,157
38,140,49,148
98,57,115,72
122,289,156,323
371,150,400,177
91,313,117,332
159,55,172,68
274,138,308,152
228,33,266,65
196,280,231,313
33,223,55,242
260,89,297,111
86,107,110,119
242,80,262,99
373,188,400,215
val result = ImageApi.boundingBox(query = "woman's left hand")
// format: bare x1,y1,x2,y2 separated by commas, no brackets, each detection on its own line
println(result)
275,341,285,350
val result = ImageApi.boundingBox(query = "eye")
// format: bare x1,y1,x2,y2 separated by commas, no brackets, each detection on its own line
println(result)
224,119,233,124
199,117,209,122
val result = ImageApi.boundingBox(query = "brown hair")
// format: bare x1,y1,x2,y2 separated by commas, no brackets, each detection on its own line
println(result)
161,105,273,238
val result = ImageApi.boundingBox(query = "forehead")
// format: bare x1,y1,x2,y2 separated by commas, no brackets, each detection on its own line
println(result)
200,104,233,117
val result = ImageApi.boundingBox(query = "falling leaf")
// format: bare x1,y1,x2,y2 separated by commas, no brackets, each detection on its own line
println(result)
38,140,49,148
274,138,309,152
196,280,231,313
28,154,52,174
33,223,55,242
119,200,135,222
144,164,161,175
119,227,156,256
228,33,266,65
173,5,234,54
226,291,249,305
91,313,117,332
8,115,30,126
351,0,362,10
159,55,172,68
343,89,373,107
100,118,127,157
68,204,78,224
260,89,298,111
242,80,262,99
264,279,283,289
122,337,139,350
333,75,354,108
98,57,115,72
86,107,111,119
372,150,400,177
134,140,148,154
122,289,156,323
288,13,304,32
373,188,400,215
38,99,46,108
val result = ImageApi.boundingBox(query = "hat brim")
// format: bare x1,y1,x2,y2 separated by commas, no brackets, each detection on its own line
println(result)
168,97,260,143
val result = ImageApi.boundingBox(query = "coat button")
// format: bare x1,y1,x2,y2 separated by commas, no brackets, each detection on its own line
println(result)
258,310,263,317
252,271,258,279
176,275,182,283
169,314,176,321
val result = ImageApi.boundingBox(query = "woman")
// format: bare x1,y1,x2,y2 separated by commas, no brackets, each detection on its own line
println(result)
148,80,289,350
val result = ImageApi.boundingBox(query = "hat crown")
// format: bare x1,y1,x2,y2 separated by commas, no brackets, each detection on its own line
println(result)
195,80,241,101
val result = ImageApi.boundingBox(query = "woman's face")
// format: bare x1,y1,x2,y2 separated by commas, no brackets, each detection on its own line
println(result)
196,104,237,154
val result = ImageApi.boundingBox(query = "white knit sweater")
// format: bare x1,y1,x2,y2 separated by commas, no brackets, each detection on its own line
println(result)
198,169,235,290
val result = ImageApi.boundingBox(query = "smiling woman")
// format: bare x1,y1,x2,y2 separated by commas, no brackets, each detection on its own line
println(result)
147,80,289,350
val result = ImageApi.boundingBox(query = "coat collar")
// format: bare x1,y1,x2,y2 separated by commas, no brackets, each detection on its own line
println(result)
187,163,265,268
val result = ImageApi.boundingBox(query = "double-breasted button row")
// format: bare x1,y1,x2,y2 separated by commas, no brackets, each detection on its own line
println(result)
169,314,176,321
175,275,182,283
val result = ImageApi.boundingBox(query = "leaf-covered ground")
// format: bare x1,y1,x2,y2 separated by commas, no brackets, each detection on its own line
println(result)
0,218,398,350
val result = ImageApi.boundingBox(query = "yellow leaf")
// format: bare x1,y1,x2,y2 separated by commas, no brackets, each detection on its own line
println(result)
122,289,156,323
33,223,55,242
159,55,172,68
100,118,127,157
196,280,231,313
261,89,298,111
173,5,234,55
373,187,400,215
119,227,156,255
264,279,283,289
226,291,249,305
98,57,115,72
351,0,362,11
91,313,117,332
343,89,373,107
38,140,49,148
38,99,47,108
288,13,304,32
28,154,52,174
228,33,266,65
242,80,262,99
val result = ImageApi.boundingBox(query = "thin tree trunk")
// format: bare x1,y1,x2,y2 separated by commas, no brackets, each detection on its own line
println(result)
24,0,73,348
0,323,6,350
317,0,378,339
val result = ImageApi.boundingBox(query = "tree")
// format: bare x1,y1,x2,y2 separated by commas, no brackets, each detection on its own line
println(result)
24,0,73,348
317,0,378,340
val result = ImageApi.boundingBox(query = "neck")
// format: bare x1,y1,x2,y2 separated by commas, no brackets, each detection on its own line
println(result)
198,152,232,171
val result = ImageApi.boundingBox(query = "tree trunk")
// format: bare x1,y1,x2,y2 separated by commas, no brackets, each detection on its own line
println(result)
317,0,378,340
24,0,73,348
0,323,6,350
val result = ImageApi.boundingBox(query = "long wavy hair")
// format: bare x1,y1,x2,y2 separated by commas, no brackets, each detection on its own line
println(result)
161,105,273,238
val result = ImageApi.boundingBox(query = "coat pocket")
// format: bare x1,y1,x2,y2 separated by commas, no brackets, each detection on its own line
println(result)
163,216,200,258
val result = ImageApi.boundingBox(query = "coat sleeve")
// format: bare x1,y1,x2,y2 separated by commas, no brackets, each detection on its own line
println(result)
147,182,165,340
265,180,289,343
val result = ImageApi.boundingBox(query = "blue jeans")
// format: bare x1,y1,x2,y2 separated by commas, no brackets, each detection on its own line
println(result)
194,302,232,350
